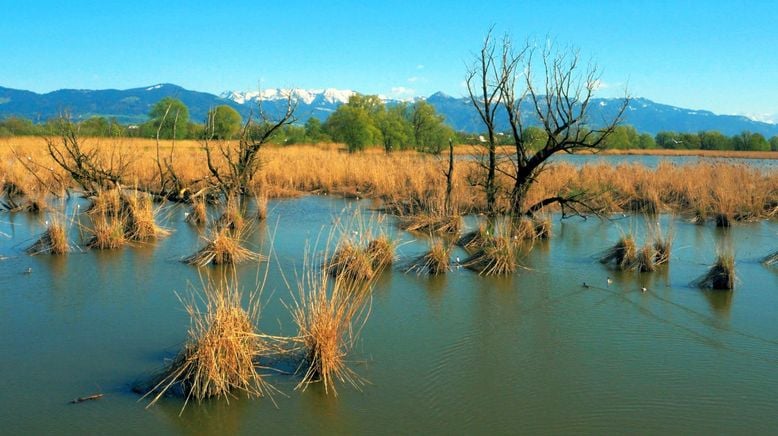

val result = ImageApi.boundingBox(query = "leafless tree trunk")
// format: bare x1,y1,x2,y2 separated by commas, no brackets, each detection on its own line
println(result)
444,138,455,214
468,31,629,218
204,93,297,201
466,29,501,215
45,116,128,194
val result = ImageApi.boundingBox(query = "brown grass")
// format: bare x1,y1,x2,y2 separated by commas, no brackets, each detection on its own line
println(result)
255,191,268,221
407,240,450,275
365,235,395,272
121,192,169,241
86,213,126,249
327,242,376,284
184,228,263,267
463,235,519,276
290,244,373,396
1,138,776,219
694,251,736,290
142,280,280,412
27,219,69,255
600,234,637,270
186,199,207,225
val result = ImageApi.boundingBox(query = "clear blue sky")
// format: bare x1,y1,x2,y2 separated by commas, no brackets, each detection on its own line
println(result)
2,0,777,121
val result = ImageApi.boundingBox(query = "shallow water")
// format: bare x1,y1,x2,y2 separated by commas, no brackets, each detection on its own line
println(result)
2,196,778,434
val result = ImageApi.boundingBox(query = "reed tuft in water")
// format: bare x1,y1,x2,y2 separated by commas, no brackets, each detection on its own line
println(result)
27,219,69,255
600,234,637,270
142,280,279,412
407,239,450,275
184,227,263,267
291,243,374,396
693,250,736,290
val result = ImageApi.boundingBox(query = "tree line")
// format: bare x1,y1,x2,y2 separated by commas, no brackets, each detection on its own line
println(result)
1,98,776,152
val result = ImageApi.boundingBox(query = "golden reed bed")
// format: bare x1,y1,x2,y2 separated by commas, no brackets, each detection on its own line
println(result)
1,136,776,220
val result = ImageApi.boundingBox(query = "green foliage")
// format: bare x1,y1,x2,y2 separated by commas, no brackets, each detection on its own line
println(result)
0,116,38,136
378,104,413,151
521,126,548,150
770,136,778,151
699,131,731,150
304,117,328,143
207,105,241,139
637,133,656,149
325,104,380,152
148,97,189,139
732,131,769,151
411,101,452,154
79,116,124,137
603,125,639,149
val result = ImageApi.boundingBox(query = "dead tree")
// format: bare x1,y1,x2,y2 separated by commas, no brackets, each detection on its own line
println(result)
204,94,297,201
45,116,129,194
466,29,502,215
468,32,628,218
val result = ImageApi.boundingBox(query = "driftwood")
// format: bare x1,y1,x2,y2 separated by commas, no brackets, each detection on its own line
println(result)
70,393,104,404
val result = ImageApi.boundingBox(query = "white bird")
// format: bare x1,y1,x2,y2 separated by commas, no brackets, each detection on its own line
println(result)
24,267,32,274
641,287,647,293
607,277,613,286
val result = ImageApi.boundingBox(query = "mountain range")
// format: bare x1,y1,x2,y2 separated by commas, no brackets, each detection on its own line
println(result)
1,83,776,137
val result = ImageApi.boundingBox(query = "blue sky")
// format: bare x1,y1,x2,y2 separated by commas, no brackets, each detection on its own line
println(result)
2,0,777,121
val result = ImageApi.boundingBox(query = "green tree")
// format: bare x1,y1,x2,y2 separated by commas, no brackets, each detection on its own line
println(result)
679,132,701,149
698,131,730,150
411,101,452,153
378,104,413,151
655,131,682,149
637,133,656,149
304,117,326,143
149,97,189,139
0,116,37,135
770,135,778,151
325,105,380,152
603,125,639,149
732,131,769,151
207,105,241,139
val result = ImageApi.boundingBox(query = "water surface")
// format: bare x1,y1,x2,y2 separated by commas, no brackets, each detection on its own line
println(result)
1,196,777,434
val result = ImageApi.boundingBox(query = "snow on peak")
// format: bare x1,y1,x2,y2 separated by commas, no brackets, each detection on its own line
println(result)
740,112,778,124
221,88,355,105
146,84,164,91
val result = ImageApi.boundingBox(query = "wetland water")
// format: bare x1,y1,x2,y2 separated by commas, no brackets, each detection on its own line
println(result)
2,195,778,434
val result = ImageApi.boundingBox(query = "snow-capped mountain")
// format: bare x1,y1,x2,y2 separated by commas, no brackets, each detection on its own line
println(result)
1,83,777,136
221,88,356,106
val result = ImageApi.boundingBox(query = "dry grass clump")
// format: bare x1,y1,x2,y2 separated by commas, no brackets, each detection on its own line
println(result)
407,240,450,275
87,213,126,249
255,191,268,221
290,250,373,396
142,282,278,411
457,224,490,252
184,228,262,267
365,235,395,272
87,189,122,216
186,199,207,225
511,216,551,241
631,245,657,272
463,235,518,276
397,212,461,235
122,192,169,241
600,234,638,270
651,228,673,266
327,242,376,284
216,198,245,231
27,220,69,255
694,251,736,290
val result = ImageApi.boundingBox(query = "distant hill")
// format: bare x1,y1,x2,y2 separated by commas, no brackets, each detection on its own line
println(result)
1,84,776,137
